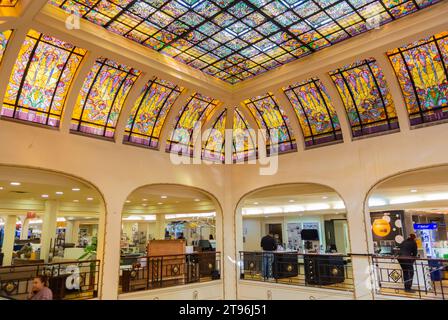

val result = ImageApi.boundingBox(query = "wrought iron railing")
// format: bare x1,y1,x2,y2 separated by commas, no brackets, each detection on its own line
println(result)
371,255,447,300
120,252,221,293
0,260,100,300
239,251,354,292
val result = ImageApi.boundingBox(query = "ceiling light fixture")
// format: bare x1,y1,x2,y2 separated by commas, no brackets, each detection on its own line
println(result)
410,189,418,193
41,194,49,198
125,200,131,203
86,197,93,201
10,182,20,186
73,200,79,202
194,198,200,202
55,191,63,195
288,200,295,203
161,195,167,199
72,188,80,191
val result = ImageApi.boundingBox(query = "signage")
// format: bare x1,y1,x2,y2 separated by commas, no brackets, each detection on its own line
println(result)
26,211,36,219
413,223,437,230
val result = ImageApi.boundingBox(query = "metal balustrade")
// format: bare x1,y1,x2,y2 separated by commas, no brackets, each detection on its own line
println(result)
119,252,221,293
0,260,100,300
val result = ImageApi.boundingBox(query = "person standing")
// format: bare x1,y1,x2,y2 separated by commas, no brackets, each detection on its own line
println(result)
260,232,276,280
28,276,53,300
398,234,418,292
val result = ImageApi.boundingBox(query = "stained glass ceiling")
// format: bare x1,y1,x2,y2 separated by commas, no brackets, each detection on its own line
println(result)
0,0,18,7
49,0,440,85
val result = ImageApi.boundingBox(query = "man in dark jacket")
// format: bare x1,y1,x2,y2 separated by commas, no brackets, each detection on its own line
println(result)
260,233,276,280
398,234,418,292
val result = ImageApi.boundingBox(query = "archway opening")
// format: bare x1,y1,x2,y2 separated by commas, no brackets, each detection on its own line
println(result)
236,184,353,292
118,184,222,295
0,165,105,300
367,166,448,299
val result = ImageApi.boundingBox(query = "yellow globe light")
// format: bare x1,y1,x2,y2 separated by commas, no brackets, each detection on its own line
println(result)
372,218,391,237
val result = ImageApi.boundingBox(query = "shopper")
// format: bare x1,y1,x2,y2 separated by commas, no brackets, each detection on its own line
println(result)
28,275,53,300
398,233,418,292
209,234,214,240
260,233,276,280
177,232,185,240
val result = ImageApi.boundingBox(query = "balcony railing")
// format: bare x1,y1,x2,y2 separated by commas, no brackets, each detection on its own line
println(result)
371,255,448,300
119,252,221,293
239,251,354,292
0,260,100,300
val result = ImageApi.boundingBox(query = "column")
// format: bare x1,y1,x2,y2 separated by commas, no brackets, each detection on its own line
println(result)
2,215,17,266
72,220,80,246
40,200,58,262
155,214,166,240
65,221,74,244
20,217,30,240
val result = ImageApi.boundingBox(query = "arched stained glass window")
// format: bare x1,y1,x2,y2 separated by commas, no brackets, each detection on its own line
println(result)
388,31,448,126
2,29,86,127
166,93,219,156
243,92,296,155
202,109,226,163
124,77,183,149
233,107,256,162
330,58,398,137
0,1,18,7
283,78,342,147
0,30,12,63
71,57,140,138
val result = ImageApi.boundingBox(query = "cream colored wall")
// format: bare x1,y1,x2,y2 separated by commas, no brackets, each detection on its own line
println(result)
0,1,446,300
242,219,262,252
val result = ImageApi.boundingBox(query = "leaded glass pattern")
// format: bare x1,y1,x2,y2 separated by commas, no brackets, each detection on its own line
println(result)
49,0,440,84
233,107,257,162
0,30,12,63
0,0,18,7
71,57,140,138
330,58,398,137
388,31,448,126
124,77,183,148
284,78,342,147
202,109,226,162
166,92,219,155
243,92,296,154
2,29,86,127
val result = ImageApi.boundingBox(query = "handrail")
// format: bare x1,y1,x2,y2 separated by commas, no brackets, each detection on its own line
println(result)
0,259,101,270
144,251,221,259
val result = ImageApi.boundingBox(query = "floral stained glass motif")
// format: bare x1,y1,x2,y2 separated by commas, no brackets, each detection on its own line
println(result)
330,58,398,137
124,78,183,149
284,78,342,147
2,29,86,127
0,30,12,63
202,109,226,163
243,92,296,155
388,31,448,126
166,93,219,156
0,0,18,7
233,107,257,162
49,0,441,84
71,58,140,138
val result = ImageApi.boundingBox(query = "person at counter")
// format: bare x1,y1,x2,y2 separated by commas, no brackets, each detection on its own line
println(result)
260,233,276,280
398,233,418,292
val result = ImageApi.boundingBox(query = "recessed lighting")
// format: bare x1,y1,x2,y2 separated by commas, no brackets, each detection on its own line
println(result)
10,182,20,186
194,199,200,202
158,202,163,205
72,188,80,191
322,196,328,199
410,189,418,193
288,200,295,203
67,217,74,220
253,202,259,205
86,197,93,201
73,200,79,202
161,195,167,199
142,203,148,207
55,191,63,195
142,198,148,201
41,194,49,198
125,200,131,203
0,187,4,190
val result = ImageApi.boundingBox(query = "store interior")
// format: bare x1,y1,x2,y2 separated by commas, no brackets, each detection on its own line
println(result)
241,184,350,254
0,166,103,266
368,166,448,259
119,185,218,269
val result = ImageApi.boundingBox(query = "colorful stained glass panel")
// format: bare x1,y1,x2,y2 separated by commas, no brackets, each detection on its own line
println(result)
233,107,257,162
284,78,342,147
388,31,448,126
0,30,11,63
166,93,219,155
202,109,226,163
49,0,441,84
2,29,86,127
71,57,140,138
243,92,296,154
124,77,183,148
330,58,398,137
